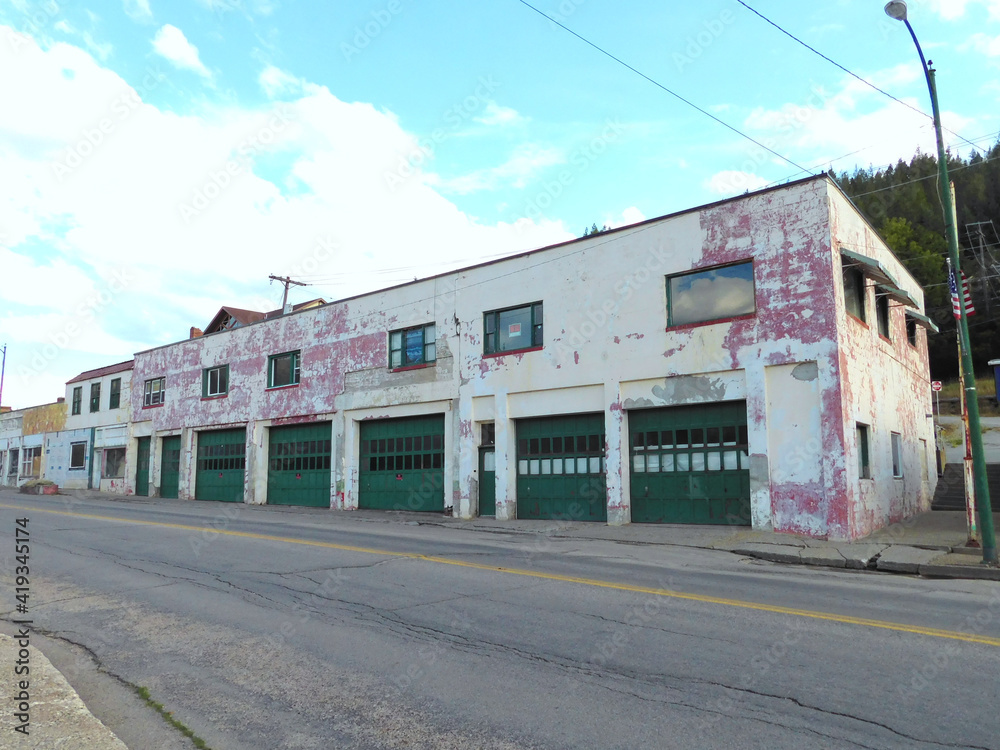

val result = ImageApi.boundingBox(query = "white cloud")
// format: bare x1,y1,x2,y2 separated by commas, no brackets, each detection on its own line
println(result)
0,27,571,407
435,143,564,194
124,0,153,22
705,171,768,196
922,0,1000,20
152,24,210,77
259,64,301,98
474,102,526,127
737,65,974,174
962,32,1000,56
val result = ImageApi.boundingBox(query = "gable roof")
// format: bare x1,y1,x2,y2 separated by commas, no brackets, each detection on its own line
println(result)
204,299,327,334
66,359,134,385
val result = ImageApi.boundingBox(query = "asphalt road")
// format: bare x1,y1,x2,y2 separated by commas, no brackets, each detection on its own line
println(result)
1,490,999,750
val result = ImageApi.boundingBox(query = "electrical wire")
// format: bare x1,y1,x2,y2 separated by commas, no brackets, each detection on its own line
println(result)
513,0,811,174
734,0,985,156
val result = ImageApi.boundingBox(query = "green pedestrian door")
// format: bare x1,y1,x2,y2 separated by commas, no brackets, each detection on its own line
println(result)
359,415,444,512
479,448,495,516
160,435,181,499
135,437,150,496
516,413,607,522
267,423,332,507
195,428,246,502
629,401,751,525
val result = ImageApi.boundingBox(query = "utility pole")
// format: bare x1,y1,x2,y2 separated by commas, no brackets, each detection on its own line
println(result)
269,275,309,314
0,343,6,410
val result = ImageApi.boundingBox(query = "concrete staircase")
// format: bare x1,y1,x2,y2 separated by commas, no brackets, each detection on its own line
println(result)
932,463,1000,511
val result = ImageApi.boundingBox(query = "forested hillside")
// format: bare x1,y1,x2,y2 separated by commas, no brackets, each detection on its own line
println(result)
834,139,1000,379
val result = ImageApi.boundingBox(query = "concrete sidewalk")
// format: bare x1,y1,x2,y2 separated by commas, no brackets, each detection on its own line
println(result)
0,633,127,750
413,508,1000,581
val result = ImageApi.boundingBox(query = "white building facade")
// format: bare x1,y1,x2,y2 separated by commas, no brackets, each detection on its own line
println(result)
62,361,134,492
129,176,937,540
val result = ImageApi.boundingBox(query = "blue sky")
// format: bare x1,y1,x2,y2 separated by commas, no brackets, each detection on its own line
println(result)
2,0,999,407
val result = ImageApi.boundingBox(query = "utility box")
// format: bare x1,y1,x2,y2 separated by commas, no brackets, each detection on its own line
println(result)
990,359,1000,405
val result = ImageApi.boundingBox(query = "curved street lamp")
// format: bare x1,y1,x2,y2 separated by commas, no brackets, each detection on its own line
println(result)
884,1,996,564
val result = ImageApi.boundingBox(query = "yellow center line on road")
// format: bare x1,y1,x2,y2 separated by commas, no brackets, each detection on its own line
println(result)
4,502,999,648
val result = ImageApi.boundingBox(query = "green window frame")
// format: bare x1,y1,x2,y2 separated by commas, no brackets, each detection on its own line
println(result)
144,377,166,406
857,423,871,479
268,350,301,388
89,382,101,412
71,386,82,415
875,293,891,339
390,324,436,368
109,378,121,409
666,260,755,328
843,262,867,322
484,302,543,355
203,364,230,397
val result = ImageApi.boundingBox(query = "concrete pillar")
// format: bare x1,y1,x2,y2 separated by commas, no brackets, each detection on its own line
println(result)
246,420,267,505
495,391,515,521
178,427,195,500
605,380,630,526
456,395,477,519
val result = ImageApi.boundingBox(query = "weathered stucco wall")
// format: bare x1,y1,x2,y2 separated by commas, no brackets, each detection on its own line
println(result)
829,186,936,538
22,402,67,436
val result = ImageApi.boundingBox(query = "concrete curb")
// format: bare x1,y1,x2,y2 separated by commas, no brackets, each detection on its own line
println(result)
0,634,128,749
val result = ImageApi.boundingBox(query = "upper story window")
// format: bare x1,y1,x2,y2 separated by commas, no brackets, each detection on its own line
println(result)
268,350,300,388
144,377,166,407
875,293,891,339
71,386,82,416
390,324,436,368
89,382,101,412
203,365,230,397
667,260,755,328
843,262,867,322
906,316,918,346
109,378,122,409
484,302,543,355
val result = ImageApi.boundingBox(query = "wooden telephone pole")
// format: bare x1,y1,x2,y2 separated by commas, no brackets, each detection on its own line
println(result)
269,275,309,314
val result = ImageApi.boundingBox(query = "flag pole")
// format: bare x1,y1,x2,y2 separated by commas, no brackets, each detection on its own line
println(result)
948,257,979,545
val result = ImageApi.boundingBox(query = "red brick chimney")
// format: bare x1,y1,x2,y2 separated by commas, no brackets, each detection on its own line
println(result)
190,327,204,339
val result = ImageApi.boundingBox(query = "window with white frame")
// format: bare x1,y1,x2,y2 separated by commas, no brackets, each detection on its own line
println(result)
21,447,41,477
90,382,101,412
268,351,300,388
203,365,229,397
891,432,903,478
144,377,166,406
7,449,18,477
70,442,87,470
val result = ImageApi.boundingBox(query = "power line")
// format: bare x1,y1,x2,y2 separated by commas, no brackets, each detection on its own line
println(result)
734,0,984,155
514,0,811,174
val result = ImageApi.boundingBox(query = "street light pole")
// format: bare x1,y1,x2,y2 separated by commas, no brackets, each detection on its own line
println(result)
884,1,997,565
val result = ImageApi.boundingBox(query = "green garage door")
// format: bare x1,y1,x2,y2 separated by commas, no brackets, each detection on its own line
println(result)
360,415,444,512
268,422,332,507
195,428,246,503
629,402,750,525
516,413,607,522
160,435,181,499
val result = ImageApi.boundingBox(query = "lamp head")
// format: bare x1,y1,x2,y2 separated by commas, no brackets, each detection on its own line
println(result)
884,1,908,21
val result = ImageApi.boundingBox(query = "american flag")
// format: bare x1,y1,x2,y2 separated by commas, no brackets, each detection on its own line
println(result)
949,268,975,319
